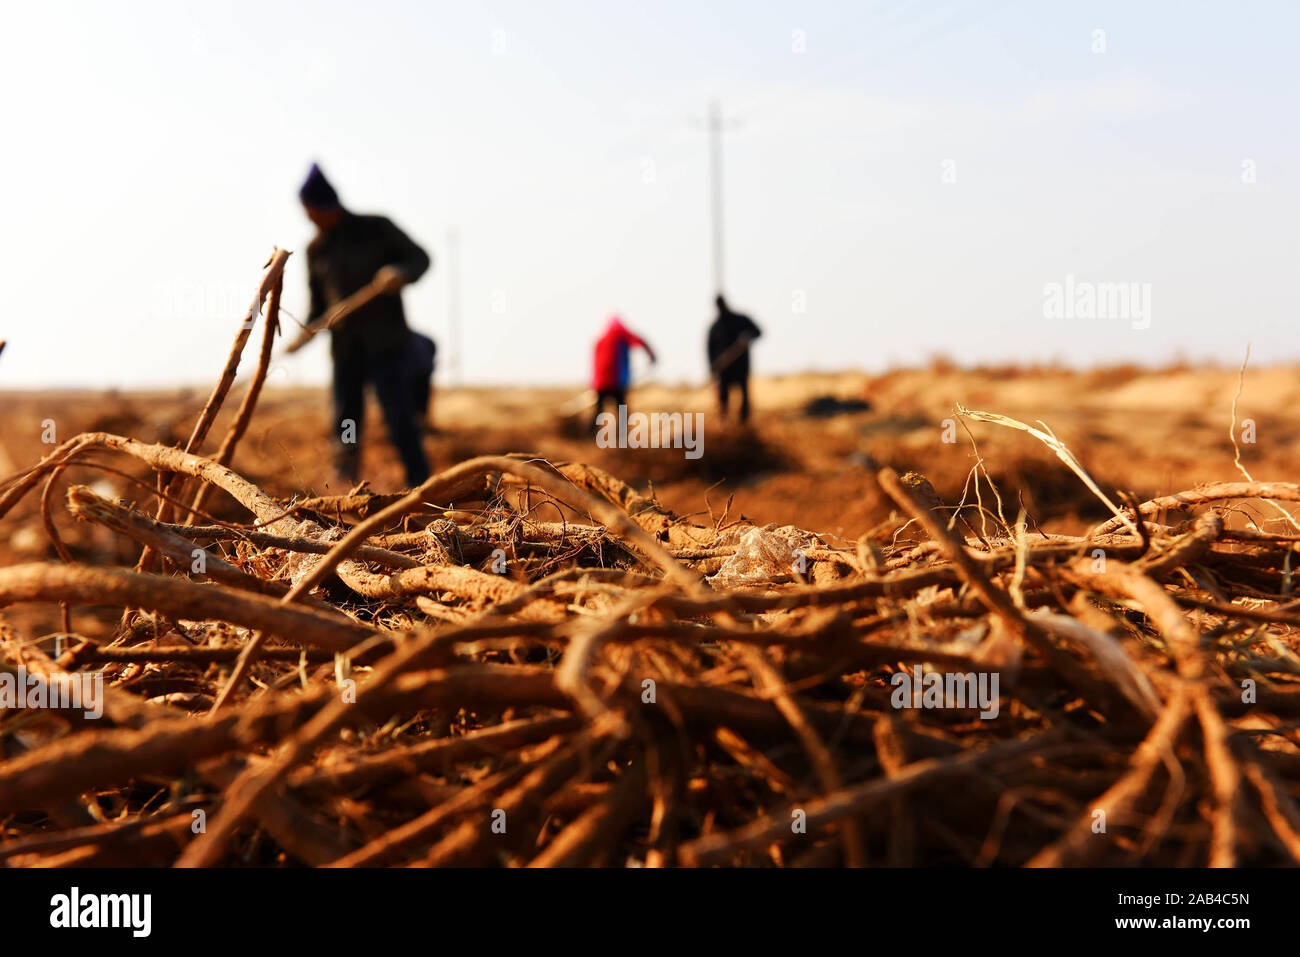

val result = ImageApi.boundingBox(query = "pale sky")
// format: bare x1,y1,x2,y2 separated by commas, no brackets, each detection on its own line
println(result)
2,0,1297,389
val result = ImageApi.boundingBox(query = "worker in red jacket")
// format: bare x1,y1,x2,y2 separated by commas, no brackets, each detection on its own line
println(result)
591,315,656,430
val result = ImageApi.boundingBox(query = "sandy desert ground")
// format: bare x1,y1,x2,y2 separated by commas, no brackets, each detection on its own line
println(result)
3,361,1297,536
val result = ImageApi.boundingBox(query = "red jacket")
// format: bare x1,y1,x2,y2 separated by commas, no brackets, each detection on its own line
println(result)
591,317,652,391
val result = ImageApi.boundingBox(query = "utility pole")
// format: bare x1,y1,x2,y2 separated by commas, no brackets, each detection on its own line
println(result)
708,100,725,296
696,100,741,297
446,228,461,383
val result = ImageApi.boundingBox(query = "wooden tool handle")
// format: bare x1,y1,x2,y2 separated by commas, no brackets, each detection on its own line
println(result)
283,281,388,354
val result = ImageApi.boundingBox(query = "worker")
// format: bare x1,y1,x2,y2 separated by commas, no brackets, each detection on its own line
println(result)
707,294,761,424
299,163,431,487
590,315,656,431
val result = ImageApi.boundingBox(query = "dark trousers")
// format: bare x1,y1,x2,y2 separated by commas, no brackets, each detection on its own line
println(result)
333,347,430,488
717,373,751,423
591,388,627,431
411,369,433,423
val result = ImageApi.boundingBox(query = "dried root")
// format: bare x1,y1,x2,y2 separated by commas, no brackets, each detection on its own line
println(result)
2,257,1300,868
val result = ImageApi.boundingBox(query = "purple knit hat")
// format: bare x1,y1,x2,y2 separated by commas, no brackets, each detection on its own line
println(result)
298,163,340,208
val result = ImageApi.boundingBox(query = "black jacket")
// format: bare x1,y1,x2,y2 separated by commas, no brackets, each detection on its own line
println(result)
307,212,431,357
707,308,762,378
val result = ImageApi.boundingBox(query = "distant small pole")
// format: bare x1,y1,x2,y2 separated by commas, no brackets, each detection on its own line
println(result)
447,228,461,383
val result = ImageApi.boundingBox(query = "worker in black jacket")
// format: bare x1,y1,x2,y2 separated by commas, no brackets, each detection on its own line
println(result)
706,295,762,424
299,164,431,487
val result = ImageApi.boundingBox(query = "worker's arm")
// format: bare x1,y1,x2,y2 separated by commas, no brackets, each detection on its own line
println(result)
373,217,432,293
627,331,657,364
709,323,758,377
